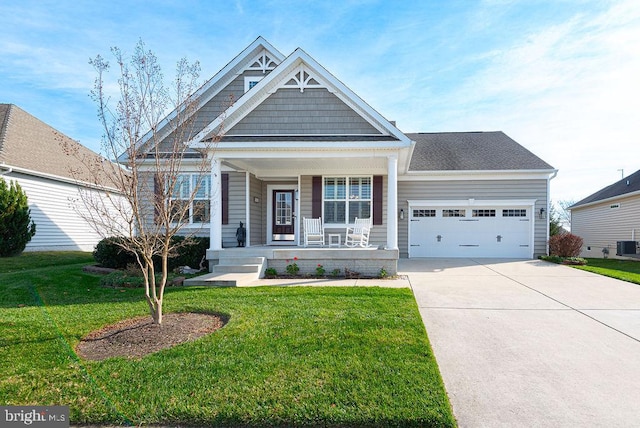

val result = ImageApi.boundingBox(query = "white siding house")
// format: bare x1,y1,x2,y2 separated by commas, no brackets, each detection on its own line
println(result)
0,104,127,252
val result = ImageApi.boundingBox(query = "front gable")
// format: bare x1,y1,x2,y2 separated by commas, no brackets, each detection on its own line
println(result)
126,37,286,160
190,49,409,147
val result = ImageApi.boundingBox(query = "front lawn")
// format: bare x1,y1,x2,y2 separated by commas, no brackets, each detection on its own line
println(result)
572,258,640,285
0,252,455,427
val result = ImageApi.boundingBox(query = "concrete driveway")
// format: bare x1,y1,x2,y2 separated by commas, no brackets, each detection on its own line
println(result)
399,258,640,427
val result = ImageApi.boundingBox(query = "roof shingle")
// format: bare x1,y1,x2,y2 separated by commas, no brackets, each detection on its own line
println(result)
0,104,115,187
571,169,640,208
405,131,554,171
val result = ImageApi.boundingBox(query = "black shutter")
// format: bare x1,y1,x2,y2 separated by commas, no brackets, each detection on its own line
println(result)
312,176,322,218
373,175,383,225
222,173,229,225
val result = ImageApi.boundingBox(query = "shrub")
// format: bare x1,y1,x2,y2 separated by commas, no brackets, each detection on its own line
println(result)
94,236,210,270
315,264,325,276
0,178,36,257
93,237,137,268
264,267,278,278
549,233,583,258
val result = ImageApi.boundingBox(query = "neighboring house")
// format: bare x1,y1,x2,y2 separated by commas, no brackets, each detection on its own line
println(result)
570,169,640,259
0,103,126,252
125,37,556,275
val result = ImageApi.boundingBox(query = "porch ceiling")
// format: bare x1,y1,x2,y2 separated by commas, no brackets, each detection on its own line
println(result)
222,155,389,178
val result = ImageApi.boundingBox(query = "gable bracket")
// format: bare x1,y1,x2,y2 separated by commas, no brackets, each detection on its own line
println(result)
280,64,324,93
245,49,279,74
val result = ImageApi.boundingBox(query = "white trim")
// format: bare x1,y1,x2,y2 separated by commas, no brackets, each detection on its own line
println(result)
407,199,538,207
570,190,640,211
266,184,299,245
401,169,557,181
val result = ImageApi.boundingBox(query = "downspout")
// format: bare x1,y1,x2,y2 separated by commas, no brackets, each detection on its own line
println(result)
546,170,558,255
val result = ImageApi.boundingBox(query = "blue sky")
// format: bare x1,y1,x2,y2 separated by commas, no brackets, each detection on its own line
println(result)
1,0,639,206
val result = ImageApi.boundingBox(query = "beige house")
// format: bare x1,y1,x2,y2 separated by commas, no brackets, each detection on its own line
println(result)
124,37,556,279
571,169,640,259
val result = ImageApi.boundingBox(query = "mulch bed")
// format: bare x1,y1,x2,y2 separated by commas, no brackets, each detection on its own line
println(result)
75,312,227,361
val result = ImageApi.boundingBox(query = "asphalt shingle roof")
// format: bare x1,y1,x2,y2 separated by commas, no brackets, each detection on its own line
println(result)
571,169,640,208
0,104,116,187
405,131,554,171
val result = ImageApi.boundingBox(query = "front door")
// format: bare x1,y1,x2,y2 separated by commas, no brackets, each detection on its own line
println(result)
272,190,295,241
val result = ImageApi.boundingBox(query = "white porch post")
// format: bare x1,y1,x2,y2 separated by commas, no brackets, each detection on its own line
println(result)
245,171,251,247
387,155,398,250
210,156,222,251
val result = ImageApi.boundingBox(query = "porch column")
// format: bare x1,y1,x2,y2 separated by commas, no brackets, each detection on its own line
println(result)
387,155,398,250
210,156,222,251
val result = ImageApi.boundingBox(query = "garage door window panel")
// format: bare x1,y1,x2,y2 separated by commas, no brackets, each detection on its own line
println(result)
443,209,466,217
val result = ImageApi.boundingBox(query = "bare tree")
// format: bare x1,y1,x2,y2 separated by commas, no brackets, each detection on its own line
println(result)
63,40,221,324
556,200,575,230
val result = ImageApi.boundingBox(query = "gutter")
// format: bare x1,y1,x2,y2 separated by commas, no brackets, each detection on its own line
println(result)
0,163,124,194
0,162,13,175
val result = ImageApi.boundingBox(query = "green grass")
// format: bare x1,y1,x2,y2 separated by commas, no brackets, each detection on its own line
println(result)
0,252,455,427
572,258,640,285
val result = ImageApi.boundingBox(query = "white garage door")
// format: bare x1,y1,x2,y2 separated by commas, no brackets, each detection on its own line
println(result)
409,205,533,258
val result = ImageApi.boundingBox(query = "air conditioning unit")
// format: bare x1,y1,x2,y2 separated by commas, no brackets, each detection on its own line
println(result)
616,241,637,256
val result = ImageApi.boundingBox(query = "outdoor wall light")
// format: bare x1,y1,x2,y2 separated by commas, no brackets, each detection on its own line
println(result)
400,209,404,220
539,207,546,219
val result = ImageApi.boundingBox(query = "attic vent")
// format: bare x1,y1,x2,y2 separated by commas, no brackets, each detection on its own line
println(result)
610,203,620,209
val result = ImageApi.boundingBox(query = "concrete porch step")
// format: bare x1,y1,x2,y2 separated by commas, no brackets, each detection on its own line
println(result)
214,264,261,273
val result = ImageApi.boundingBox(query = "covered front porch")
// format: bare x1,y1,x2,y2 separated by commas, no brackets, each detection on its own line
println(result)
200,140,410,276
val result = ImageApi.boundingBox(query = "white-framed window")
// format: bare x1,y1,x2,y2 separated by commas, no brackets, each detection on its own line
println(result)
244,76,264,93
170,173,211,224
323,176,372,224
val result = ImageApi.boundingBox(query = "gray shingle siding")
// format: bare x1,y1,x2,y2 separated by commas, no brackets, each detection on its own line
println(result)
227,88,382,135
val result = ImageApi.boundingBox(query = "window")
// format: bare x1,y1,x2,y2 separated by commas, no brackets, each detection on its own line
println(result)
413,209,436,217
472,209,496,217
170,174,211,224
323,176,371,224
502,209,527,217
244,76,264,92
442,209,466,217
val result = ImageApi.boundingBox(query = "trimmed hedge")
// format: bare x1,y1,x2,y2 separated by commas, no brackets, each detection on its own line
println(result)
93,236,209,271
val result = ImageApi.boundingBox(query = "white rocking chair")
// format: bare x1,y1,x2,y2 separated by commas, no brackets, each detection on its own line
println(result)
344,217,371,247
303,217,325,247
